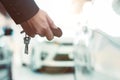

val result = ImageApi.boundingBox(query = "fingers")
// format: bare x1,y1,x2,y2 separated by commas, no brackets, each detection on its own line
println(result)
20,9,62,40
27,21,36,37
45,26,54,40
36,22,54,40
47,15,62,37
32,22,46,37
21,22,35,37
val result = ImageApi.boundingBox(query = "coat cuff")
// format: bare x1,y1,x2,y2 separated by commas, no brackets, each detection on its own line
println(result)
1,0,39,24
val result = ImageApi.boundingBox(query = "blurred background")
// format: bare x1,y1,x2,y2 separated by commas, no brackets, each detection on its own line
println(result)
0,0,120,80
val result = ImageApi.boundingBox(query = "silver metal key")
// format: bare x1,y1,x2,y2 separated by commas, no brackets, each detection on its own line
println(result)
24,34,31,54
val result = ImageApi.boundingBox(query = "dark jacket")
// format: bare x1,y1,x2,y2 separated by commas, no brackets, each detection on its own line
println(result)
0,0,39,24
0,2,7,16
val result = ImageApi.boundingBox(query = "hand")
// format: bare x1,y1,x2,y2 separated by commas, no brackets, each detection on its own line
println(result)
20,9,62,40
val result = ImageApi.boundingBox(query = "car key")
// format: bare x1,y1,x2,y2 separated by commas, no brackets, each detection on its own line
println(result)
24,34,31,54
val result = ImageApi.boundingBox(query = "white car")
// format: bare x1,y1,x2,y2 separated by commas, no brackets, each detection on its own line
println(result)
22,37,75,73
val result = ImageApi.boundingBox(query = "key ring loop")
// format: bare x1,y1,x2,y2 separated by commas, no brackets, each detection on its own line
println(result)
20,30,31,38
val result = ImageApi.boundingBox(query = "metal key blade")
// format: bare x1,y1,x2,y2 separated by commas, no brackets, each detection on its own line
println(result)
25,44,28,54
24,34,31,54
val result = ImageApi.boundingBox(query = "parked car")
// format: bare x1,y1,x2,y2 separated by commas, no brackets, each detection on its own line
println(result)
0,45,13,80
0,27,13,80
22,37,75,73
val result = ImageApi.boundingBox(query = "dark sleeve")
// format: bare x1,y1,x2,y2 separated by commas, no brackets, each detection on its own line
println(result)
0,0,39,24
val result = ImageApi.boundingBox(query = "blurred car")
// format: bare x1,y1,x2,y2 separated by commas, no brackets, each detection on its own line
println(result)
0,24,13,80
22,37,75,73
0,45,13,80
